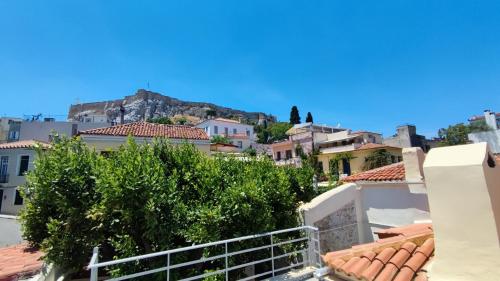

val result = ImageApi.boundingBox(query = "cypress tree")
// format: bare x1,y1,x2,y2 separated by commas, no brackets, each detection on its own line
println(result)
305,112,313,123
290,106,301,124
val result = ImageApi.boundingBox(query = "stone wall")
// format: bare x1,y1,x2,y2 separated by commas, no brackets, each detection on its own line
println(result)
313,200,359,252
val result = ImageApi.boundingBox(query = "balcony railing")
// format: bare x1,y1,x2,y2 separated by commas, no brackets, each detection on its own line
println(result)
0,174,8,183
88,225,322,281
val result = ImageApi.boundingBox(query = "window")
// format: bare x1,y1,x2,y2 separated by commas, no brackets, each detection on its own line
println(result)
237,141,243,148
18,155,29,176
214,126,218,134
233,128,237,135
286,150,292,159
0,156,8,183
8,131,19,141
224,127,229,136
246,130,250,137
14,189,23,205
276,151,281,160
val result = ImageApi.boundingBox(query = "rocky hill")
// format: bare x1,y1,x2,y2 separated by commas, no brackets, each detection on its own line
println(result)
68,89,276,125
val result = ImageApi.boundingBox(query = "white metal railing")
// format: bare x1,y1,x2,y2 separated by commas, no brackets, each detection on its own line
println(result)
87,225,322,281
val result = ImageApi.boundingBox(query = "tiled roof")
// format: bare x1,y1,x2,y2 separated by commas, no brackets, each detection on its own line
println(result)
213,118,241,124
323,224,434,281
343,163,405,182
79,122,209,140
0,244,43,280
357,143,400,151
0,140,50,150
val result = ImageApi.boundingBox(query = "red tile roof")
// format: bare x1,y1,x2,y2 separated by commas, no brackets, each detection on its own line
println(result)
323,224,434,281
79,122,209,140
357,143,401,151
0,140,50,150
0,244,43,280
343,162,405,183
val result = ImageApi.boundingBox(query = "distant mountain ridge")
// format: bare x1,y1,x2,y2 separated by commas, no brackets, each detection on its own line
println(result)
68,89,276,124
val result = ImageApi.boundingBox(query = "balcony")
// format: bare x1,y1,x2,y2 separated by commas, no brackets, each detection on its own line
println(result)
275,158,302,167
0,174,8,183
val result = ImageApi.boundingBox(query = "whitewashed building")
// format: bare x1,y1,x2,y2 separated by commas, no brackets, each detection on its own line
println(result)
195,118,255,151
0,140,50,215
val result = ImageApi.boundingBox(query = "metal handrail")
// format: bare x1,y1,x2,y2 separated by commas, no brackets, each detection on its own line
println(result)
88,225,321,281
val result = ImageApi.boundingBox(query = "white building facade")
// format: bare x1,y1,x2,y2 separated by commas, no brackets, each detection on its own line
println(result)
0,141,49,215
195,118,255,151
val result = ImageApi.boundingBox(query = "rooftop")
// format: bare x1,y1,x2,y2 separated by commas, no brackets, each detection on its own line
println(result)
0,140,51,150
323,223,434,281
342,162,405,183
79,121,209,140
0,244,43,280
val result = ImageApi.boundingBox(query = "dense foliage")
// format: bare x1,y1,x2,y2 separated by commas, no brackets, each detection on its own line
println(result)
21,137,317,279
147,116,173,124
363,149,394,171
210,135,231,144
255,122,293,144
437,120,492,146
305,112,313,123
289,106,301,124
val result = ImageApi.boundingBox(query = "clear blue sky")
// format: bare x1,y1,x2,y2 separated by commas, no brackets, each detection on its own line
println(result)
1,1,499,137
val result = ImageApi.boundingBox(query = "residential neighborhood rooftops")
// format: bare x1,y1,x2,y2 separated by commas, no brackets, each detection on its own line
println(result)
356,143,400,151
196,117,244,125
0,140,50,150
342,162,405,182
323,223,434,281
78,121,209,140
0,243,43,281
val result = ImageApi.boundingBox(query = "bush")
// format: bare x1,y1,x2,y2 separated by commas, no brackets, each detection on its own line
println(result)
21,137,317,278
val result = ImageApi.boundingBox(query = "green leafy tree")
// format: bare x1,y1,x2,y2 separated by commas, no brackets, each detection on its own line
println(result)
363,149,393,171
211,135,231,144
255,122,292,144
147,117,173,124
437,123,470,146
20,137,319,278
289,106,301,124
305,112,313,123
469,120,492,133
242,146,257,156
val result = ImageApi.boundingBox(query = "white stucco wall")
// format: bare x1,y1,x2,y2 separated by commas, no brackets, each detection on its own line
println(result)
0,148,36,215
300,181,430,251
468,130,500,153
19,121,111,142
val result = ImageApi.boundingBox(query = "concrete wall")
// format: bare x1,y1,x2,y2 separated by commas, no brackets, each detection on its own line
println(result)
0,148,36,215
300,180,430,253
19,121,111,142
423,143,500,281
80,135,211,154
468,130,500,153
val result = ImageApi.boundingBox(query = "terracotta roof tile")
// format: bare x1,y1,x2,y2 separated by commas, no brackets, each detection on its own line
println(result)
79,122,209,140
0,244,43,280
0,140,50,150
323,224,434,281
343,162,405,183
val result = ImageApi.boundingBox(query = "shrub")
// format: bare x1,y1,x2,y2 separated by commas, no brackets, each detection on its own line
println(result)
21,137,317,278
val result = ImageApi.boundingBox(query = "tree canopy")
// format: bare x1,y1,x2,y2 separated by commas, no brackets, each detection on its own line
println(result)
255,122,292,144
21,137,318,279
289,106,301,124
211,134,232,144
363,149,394,171
437,120,491,146
305,112,313,123
147,116,173,124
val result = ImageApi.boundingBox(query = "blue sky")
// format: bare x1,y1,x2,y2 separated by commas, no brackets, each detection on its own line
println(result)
1,1,499,137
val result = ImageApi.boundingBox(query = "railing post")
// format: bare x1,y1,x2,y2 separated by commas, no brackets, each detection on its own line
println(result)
90,247,99,281
225,242,229,281
270,234,275,276
167,252,170,281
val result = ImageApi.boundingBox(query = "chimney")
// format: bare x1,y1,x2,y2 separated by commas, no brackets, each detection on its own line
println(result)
423,143,500,280
484,109,498,130
402,147,425,182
